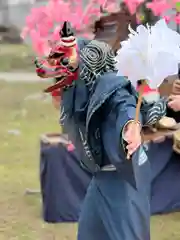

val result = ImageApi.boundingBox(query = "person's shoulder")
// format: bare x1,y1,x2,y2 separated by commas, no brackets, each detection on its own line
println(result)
98,71,126,82
95,72,138,100
87,72,130,119
96,72,128,91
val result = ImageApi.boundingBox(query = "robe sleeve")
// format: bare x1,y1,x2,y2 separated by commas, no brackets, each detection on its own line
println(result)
141,98,167,126
101,87,142,169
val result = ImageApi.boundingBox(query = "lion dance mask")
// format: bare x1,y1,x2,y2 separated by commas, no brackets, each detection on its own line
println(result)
35,21,79,95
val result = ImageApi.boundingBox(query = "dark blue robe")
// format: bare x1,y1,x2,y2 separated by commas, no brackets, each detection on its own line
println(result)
61,70,151,240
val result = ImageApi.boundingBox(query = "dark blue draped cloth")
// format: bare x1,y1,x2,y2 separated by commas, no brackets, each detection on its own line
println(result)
40,141,91,222
40,138,180,223
150,139,180,214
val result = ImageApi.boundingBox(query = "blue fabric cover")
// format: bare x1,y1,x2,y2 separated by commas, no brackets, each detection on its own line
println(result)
40,138,180,223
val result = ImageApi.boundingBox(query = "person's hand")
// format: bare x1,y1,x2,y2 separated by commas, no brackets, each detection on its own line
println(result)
172,79,180,95
168,95,180,112
123,121,142,159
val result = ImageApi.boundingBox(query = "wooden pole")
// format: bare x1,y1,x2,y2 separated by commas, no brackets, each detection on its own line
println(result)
135,81,145,123
127,81,145,159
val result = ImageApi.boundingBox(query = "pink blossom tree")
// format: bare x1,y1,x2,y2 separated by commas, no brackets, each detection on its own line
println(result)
22,0,180,56
21,0,119,55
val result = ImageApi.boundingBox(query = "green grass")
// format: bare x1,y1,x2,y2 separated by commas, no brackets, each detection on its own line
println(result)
0,81,77,240
0,44,35,72
0,81,180,239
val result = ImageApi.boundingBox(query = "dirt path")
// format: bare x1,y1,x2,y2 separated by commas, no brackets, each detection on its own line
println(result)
0,72,50,82
0,72,177,83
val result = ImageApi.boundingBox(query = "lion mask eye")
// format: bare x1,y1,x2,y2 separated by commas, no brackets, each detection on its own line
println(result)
61,57,69,66
68,65,78,72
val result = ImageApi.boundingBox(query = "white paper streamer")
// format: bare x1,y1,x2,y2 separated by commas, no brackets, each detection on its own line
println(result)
115,19,180,89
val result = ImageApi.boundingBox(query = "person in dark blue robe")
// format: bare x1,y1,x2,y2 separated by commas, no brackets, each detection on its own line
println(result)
35,21,167,240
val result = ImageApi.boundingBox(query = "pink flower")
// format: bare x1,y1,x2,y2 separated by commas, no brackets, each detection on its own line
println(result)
163,15,171,24
20,27,29,39
21,0,109,55
81,32,94,39
51,25,61,41
146,0,170,16
106,3,118,12
174,14,180,24
124,0,144,15
30,29,50,56
25,15,35,29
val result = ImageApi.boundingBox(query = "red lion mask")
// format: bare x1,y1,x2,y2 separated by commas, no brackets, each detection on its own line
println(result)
35,21,79,94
